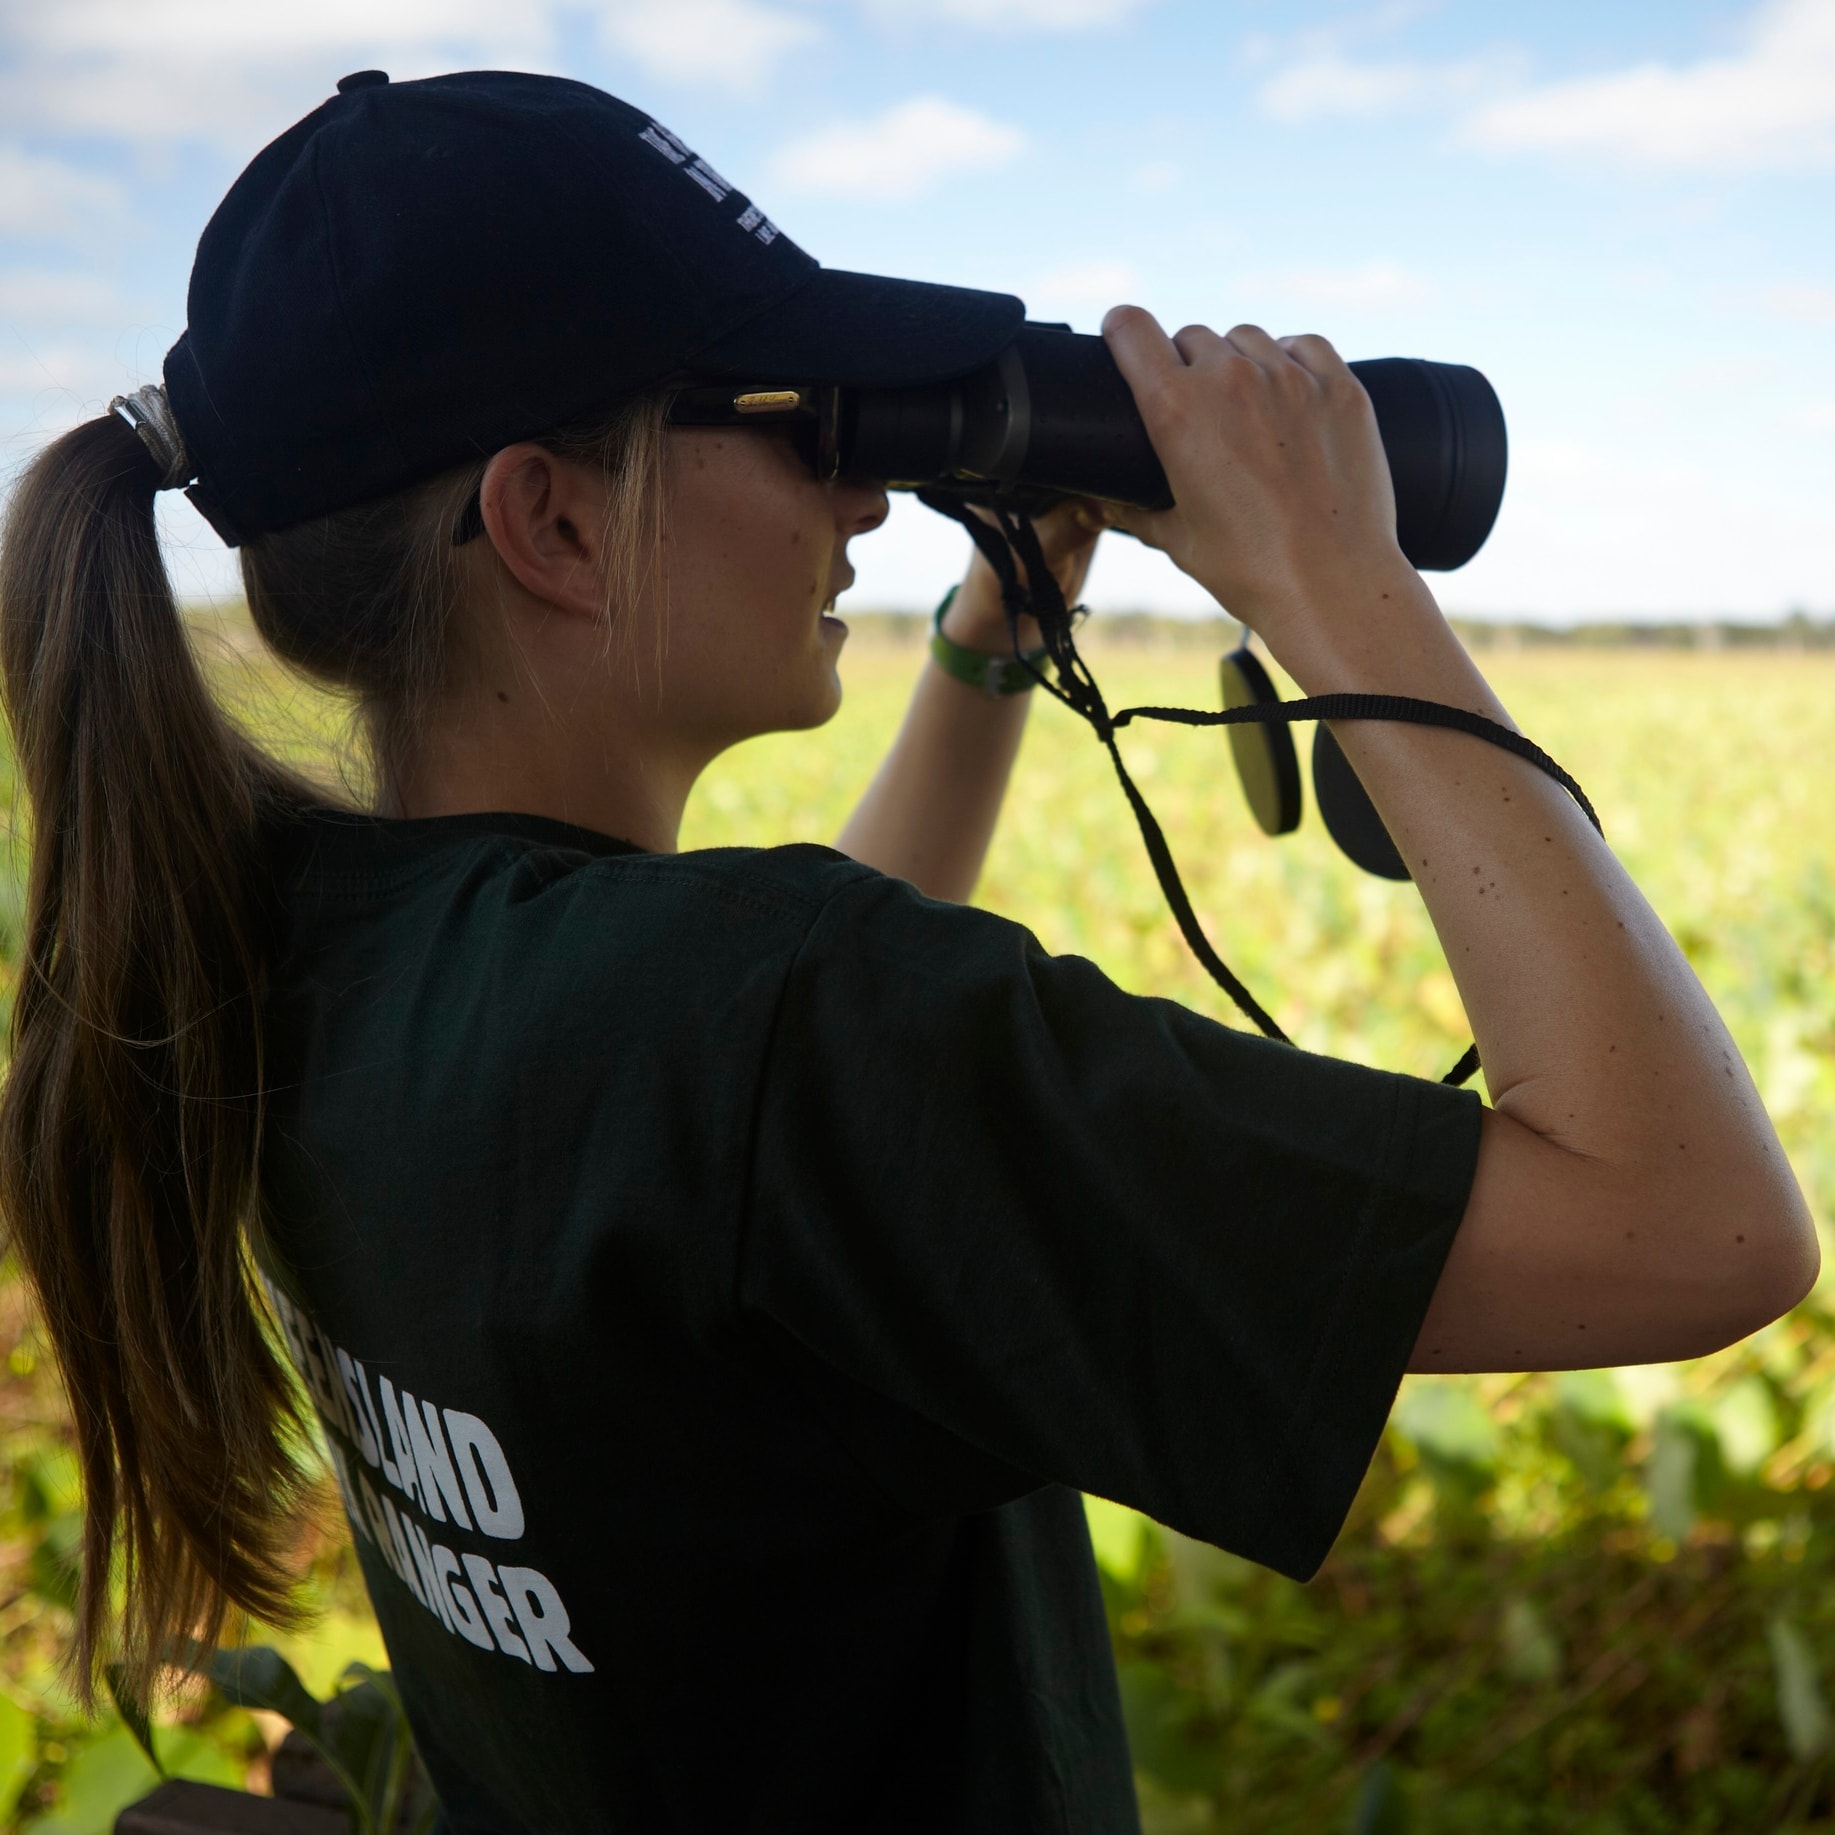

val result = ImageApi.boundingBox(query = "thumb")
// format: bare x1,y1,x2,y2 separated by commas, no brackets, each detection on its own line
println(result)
1096,498,1172,553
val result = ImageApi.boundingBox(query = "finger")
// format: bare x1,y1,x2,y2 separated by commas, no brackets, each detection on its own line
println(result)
1037,501,1101,547
1102,302,1188,397
1222,322,1288,368
1277,331,1350,381
1169,322,1232,368
1098,499,1169,551
1026,502,1106,571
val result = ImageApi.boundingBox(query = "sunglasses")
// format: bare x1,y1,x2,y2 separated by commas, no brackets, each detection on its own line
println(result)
452,381,839,545
663,380,837,480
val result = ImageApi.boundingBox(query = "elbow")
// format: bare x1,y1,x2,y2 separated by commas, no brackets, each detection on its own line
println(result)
1667,1183,1820,1359
1745,1200,1820,1331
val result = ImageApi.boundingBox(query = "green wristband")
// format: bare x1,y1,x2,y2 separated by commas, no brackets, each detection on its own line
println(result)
929,586,1051,697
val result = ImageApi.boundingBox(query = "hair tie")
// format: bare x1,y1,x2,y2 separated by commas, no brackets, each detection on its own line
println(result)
108,384,192,491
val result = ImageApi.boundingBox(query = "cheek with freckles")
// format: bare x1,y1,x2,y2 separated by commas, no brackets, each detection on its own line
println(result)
650,436,845,732
785,522,819,603
666,436,828,612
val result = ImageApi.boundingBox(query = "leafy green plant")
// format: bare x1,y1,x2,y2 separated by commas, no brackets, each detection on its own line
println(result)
0,1689,37,1824
204,1646,436,1835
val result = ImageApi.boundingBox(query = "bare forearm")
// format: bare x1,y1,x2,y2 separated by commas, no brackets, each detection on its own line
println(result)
837,509,1099,902
1281,568,1751,1152
834,654,1030,902
1277,566,1815,1353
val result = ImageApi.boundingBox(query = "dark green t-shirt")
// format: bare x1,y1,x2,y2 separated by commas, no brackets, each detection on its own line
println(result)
255,806,1481,1835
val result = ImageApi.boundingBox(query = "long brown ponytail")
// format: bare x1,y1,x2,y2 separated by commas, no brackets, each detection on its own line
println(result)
0,386,669,1705
0,411,318,1703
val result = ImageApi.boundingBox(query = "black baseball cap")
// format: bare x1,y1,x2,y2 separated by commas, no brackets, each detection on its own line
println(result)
164,69,1026,544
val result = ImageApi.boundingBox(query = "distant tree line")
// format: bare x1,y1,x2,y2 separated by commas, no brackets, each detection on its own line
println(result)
839,609,1835,651
183,598,1835,652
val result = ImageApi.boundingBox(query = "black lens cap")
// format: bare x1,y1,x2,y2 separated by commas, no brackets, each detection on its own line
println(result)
1313,725,1411,880
1219,646,1301,836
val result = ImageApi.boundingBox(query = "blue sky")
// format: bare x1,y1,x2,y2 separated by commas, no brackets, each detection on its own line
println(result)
1,0,1831,620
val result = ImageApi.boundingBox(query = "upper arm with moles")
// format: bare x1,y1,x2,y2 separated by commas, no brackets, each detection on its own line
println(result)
1407,1105,1818,1375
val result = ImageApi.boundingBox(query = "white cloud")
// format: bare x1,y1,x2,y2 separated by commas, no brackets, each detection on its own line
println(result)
1027,260,1137,324
1253,2,1835,175
0,270,145,326
0,0,836,145
1131,158,1181,193
20,0,531,58
0,334,137,431
856,0,1155,28
598,0,822,95
1767,282,1835,324
1277,261,1430,307
0,146,125,240
0,0,555,149
1031,260,1140,298
1444,431,1834,618
1027,260,1141,319
1257,49,1517,123
1465,0,1835,173
772,96,1025,199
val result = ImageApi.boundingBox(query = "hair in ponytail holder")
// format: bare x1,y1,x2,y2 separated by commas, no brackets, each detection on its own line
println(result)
108,384,193,491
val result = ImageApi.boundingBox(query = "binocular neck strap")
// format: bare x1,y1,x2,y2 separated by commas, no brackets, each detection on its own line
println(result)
913,494,1604,1090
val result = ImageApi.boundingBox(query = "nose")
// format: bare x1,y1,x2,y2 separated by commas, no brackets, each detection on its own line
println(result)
836,479,889,538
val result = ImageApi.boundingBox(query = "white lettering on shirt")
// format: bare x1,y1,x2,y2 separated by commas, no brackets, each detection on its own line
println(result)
402,1515,453,1635
265,1297,591,1679
444,1410,525,1539
463,1553,533,1664
434,1544,496,1652
335,1349,383,1469
381,1497,429,1610
499,1566,595,1674
378,1376,423,1512
405,1393,472,1530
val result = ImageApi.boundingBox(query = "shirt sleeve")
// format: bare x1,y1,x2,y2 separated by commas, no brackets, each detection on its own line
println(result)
741,867,1483,1580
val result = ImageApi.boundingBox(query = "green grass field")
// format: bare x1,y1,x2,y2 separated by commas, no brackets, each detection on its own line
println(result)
2,626,1833,1830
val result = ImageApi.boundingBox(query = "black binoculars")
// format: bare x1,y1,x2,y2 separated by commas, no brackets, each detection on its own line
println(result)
668,320,1506,569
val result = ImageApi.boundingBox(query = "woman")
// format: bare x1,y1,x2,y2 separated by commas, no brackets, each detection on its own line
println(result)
0,68,1814,1835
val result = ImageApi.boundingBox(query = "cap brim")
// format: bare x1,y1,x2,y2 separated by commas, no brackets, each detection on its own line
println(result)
689,267,1026,388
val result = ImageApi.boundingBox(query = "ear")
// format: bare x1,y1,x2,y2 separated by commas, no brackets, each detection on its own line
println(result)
477,443,610,622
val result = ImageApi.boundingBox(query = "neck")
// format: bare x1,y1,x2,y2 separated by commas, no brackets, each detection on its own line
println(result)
393,688,708,854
